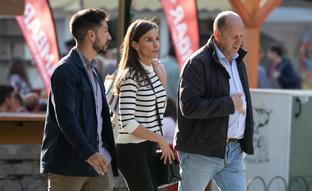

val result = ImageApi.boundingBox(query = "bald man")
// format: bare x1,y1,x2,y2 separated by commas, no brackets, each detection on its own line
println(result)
174,11,254,191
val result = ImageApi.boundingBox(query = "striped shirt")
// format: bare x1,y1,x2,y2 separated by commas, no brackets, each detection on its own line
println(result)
116,63,167,144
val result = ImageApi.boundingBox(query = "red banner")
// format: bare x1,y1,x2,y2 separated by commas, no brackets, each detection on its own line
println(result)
160,0,199,69
16,0,59,95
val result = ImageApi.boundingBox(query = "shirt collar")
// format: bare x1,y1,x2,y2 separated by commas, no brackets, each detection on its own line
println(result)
213,42,239,63
139,61,154,72
75,47,97,70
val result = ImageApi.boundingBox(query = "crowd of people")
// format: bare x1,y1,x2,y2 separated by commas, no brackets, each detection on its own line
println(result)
0,58,45,113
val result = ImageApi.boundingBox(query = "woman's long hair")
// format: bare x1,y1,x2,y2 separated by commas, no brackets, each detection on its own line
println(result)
113,18,158,94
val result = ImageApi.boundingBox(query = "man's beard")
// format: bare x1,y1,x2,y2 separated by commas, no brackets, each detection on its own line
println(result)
93,40,108,55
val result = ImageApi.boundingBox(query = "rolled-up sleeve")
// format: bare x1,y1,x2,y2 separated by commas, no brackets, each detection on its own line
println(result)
118,77,140,133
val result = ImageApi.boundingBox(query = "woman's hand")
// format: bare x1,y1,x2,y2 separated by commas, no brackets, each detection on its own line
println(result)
158,136,175,164
152,59,167,88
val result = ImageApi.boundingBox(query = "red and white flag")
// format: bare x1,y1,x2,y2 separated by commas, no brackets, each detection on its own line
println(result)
160,0,199,69
16,0,59,95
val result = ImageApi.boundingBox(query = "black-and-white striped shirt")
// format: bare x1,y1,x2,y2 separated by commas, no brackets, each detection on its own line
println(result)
116,63,167,143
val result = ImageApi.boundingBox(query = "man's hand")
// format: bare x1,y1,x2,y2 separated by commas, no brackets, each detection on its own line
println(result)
86,152,107,175
231,93,245,115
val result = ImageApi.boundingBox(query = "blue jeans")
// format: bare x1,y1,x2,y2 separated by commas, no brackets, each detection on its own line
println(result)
178,142,246,191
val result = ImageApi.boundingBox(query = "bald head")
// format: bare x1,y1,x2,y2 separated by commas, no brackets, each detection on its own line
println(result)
212,11,245,62
213,11,244,34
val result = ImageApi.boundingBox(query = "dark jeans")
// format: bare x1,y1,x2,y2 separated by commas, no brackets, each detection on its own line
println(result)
116,141,158,191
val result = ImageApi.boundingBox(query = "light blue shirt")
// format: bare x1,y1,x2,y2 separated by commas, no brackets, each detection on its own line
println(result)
76,48,112,164
213,43,246,139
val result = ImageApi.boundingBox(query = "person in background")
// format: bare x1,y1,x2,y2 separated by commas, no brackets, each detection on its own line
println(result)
267,45,301,89
160,45,179,101
175,11,254,191
113,18,174,191
40,8,117,191
96,48,118,80
258,48,270,88
0,84,15,112
10,92,25,112
8,58,32,95
23,92,40,112
63,38,76,56
258,65,270,88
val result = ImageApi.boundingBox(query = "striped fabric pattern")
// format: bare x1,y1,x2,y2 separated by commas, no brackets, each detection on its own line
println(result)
116,65,166,144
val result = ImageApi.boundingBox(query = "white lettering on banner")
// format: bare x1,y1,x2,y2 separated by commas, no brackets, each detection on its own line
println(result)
41,42,56,75
23,3,35,25
170,5,183,24
37,30,47,51
22,3,56,76
169,5,192,63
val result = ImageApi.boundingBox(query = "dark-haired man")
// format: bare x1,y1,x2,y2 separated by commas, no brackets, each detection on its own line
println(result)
40,8,117,191
267,45,301,89
0,84,15,112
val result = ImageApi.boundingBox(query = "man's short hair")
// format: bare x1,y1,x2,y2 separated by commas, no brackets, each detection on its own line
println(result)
269,45,283,57
0,84,14,105
213,11,240,33
70,8,109,42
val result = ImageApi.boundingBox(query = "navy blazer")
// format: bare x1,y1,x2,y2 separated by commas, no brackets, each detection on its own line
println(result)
40,48,118,176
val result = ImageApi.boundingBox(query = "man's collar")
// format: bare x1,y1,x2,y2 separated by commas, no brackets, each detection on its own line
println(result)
205,35,247,64
213,41,239,63
75,47,97,70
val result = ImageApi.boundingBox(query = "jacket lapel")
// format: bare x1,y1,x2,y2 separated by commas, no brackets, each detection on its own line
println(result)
70,48,94,91
94,68,106,102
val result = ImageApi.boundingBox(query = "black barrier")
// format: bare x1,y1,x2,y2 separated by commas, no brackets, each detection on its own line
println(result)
25,176,47,191
289,176,309,191
247,176,267,191
0,177,6,191
301,176,312,191
247,176,312,191
0,177,24,191
0,176,47,191
267,176,288,191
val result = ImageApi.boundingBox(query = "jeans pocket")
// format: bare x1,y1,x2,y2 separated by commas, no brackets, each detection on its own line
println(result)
178,151,190,168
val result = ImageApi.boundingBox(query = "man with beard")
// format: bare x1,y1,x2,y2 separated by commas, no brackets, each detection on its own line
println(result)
40,9,117,191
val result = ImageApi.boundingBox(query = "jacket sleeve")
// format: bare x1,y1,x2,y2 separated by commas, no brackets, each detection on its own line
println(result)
179,59,234,119
51,65,96,161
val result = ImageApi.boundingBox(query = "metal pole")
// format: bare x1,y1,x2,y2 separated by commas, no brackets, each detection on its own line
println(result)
79,0,84,9
116,0,132,62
